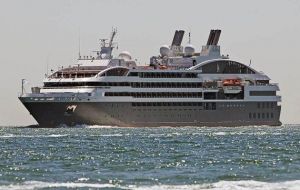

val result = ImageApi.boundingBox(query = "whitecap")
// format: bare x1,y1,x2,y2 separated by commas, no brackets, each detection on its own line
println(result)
46,134,68,138
148,134,166,137
1,180,300,190
83,125,119,128
213,132,227,136
0,181,124,190
77,177,89,182
0,134,15,138
99,134,124,137
130,180,300,190
0,134,67,138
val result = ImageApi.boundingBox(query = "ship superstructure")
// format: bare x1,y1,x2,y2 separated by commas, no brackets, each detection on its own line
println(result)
19,29,281,127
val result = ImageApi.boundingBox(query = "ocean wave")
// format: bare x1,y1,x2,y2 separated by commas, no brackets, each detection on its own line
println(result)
1,180,300,190
131,180,300,190
73,124,120,128
0,134,67,138
55,124,120,128
190,131,286,136
0,181,124,190
213,132,227,136
98,134,124,137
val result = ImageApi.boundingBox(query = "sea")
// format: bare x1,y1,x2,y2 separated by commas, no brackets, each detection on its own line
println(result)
0,125,299,190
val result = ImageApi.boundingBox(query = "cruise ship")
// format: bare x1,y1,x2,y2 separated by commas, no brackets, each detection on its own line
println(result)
19,29,282,127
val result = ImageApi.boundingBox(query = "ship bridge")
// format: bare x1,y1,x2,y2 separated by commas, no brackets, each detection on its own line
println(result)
189,59,258,74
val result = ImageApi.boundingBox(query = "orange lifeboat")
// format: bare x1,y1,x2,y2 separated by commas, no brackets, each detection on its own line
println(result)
159,65,168,70
223,79,241,86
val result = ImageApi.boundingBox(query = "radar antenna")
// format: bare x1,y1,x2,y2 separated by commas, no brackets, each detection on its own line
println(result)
96,28,118,59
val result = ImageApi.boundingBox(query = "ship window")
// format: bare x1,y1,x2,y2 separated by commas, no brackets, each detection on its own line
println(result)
250,91,276,96
212,103,216,110
204,103,209,110
271,113,274,118
258,113,261,119
249,113,252,119
253,113,256,119
256,80,269,85
204,92,216,99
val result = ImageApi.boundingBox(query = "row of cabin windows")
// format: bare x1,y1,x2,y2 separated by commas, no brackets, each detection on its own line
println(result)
257,102,276,109
250,91,276,96
105,92,203,98
54,73,98,78
128,72,198,78
44,82,203,88
204,92,244,100
44,82,130,87
131,82,202,88
136,114,193,118
132,102,216,110
249,112,274,119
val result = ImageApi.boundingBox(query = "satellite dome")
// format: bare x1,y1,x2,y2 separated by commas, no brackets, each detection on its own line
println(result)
160,45,170,57
118,51,132,61
184,44,195,56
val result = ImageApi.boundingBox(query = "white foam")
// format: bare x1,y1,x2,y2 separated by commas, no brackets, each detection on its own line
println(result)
0,134,15,138
77,177,89,182
131,180,300,190
0,181,123,190
68,124,131,128
99,134,124,137
213,132,227,136
148,134,166,137
0,134,67,138
46,134,68,138
3,180,299,190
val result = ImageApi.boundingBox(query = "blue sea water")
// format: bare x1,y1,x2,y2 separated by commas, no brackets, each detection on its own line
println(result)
0,125,300,190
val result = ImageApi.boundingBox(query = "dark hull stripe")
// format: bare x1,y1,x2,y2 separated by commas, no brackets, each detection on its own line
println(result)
19,99,281,127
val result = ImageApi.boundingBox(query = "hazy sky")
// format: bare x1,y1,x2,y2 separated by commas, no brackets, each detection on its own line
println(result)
0,0,299,126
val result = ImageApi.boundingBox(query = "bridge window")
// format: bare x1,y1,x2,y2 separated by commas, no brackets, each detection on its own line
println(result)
100,67,129,76
197,60,255,74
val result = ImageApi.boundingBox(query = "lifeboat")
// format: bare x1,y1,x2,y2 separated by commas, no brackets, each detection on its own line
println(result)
222,79,242,94
159,65,168,70
223,79,241,86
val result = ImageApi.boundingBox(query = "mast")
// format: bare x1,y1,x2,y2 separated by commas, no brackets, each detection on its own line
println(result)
97,28,117,59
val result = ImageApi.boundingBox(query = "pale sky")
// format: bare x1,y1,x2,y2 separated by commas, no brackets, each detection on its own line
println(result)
0,0,299,126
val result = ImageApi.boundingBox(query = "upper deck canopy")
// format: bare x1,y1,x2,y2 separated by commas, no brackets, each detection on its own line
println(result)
189,59,258,74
